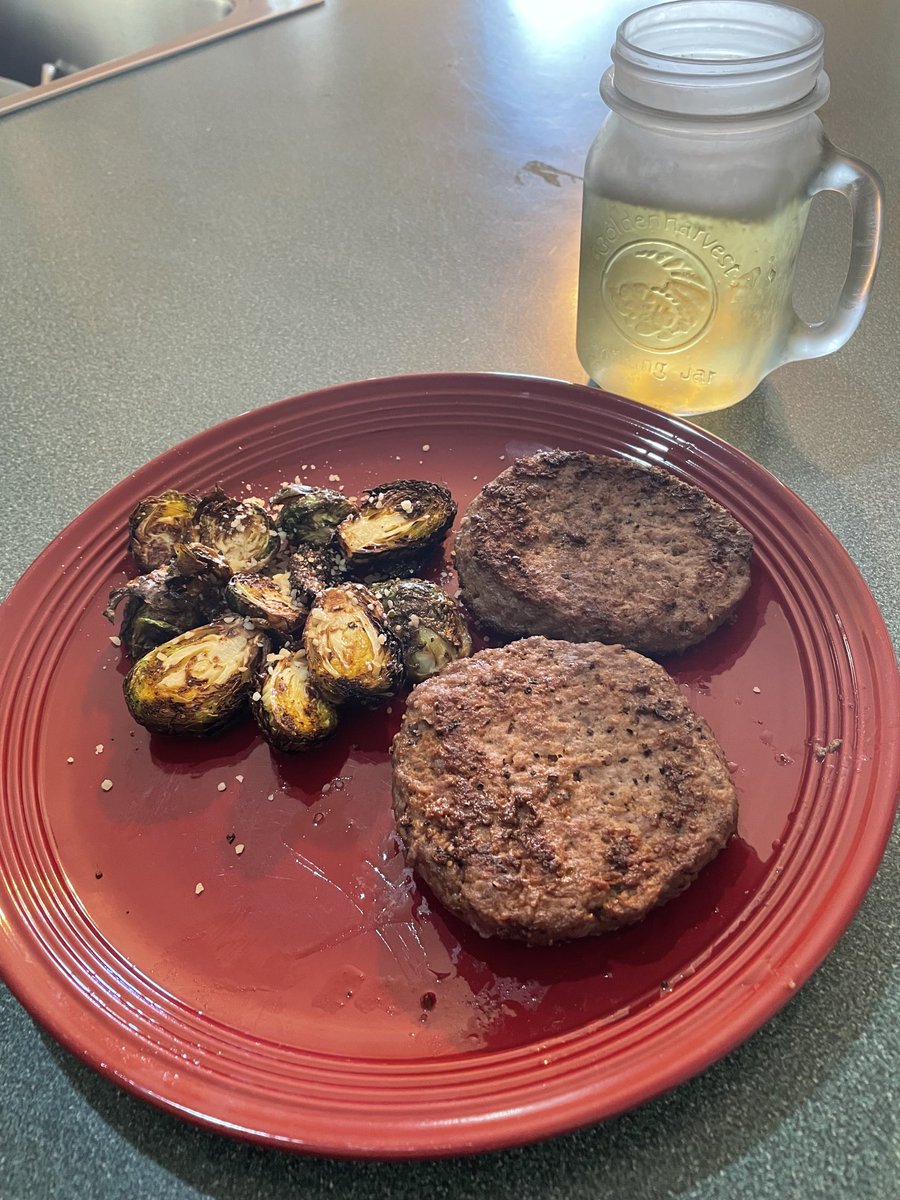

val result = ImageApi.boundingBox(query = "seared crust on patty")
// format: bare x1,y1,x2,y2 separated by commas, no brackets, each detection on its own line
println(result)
454,450,752,656
391,637,737,945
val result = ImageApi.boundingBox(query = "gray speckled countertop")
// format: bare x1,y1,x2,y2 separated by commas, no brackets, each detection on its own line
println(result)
0,1,898,1196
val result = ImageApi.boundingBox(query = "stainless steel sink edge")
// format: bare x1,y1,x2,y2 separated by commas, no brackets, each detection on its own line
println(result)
0,0,324,117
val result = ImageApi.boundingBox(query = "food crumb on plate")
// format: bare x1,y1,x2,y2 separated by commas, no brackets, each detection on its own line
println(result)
100,779,113,792
421,444,430,451
235,843,245,856
815,738,843,760
195,882,205,895
95,744,104,754
752,686,761,694
217,782,227,792
235,774,244,783
66,756,74,764
109,635,121,647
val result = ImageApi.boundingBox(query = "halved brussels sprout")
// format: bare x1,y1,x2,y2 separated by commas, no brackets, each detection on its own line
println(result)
250,649,339,751
124,619,268,736
271,483,356,546
195,488,279,573
335,480,456,575
119,598,201,661
303,583,404,706
288,544,347,609
128,489,199,572
226,572,305,635
370,578,472,682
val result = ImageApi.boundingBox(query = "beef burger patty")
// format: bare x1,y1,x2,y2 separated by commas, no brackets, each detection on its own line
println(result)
391,637,737,945
453,449,752,656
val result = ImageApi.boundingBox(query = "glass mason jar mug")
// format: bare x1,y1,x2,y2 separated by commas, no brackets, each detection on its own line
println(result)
575,0,884,416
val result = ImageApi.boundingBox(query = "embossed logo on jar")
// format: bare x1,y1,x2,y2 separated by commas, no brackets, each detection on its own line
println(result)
601,240,716,351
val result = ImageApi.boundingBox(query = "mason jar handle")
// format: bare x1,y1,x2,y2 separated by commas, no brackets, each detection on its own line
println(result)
784,142,884,362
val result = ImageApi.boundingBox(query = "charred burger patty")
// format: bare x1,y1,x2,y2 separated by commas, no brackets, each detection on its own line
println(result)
391,637,738,944
453,449,753,656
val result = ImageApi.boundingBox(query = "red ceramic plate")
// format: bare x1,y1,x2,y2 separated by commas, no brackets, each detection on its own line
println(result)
1,374,898,1158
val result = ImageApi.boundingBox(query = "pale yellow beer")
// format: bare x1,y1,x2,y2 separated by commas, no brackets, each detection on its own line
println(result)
576,195,811,415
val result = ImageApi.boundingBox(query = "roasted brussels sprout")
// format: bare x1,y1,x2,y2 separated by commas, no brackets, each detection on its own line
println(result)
106,566,185,623
124,619,268,736
103,549,229,633
105,564,216,628
119,599,200,661
271,483,356,546
336,480,456,575
250,648,339,751
370,578,472,682
303,583,404,706
226,572,305,635
288,544,347,609
128,489,199,572
195,488,279,573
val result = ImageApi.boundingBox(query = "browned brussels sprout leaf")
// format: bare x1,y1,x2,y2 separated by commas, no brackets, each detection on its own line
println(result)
171,541,232,580
128,489,199,572
195,488,279,573
288,544,348,609
226,572,305,635
336,480,456,576
370,578,472,682
106,567,182,623
124,619,268,736
303,583,404,706
271,483,356,546
119,598,201,661
104,552,227,626
250,648,339,752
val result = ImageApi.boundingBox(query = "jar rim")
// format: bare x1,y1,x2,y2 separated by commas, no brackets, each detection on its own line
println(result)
609,0,826,116
617,0,823,69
